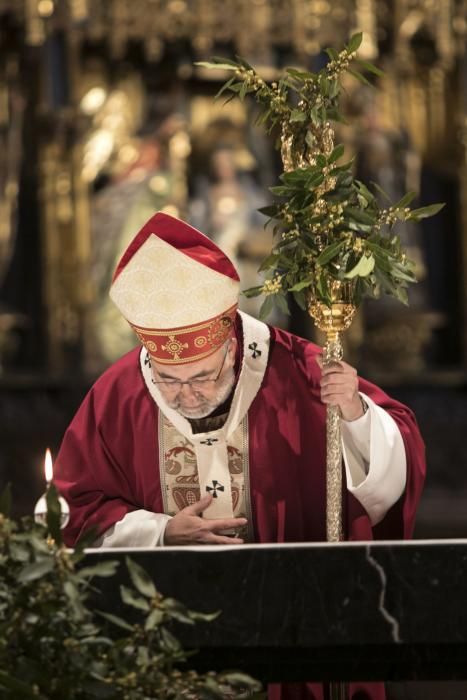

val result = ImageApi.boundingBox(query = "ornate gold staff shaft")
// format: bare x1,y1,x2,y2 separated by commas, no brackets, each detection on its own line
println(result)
308,282,356,542
310,285,355,700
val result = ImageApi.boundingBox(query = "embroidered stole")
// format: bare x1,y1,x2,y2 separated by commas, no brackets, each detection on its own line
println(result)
140,311,270,541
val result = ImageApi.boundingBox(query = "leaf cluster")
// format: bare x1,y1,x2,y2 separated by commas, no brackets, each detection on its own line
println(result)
0,486,263,700
245,170,444,318
196,35,374,134
198,35,444,319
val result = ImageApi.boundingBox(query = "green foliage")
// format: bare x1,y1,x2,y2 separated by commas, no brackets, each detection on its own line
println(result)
198,34,444,312
0,486,263,699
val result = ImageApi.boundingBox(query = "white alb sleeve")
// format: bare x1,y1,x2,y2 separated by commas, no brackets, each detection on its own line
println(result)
340,391,407,526
95,510,172,548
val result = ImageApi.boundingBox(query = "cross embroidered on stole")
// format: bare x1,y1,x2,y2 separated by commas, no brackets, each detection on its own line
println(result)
158,412,254,542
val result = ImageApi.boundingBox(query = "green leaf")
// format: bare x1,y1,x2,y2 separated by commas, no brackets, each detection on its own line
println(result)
327,107,347,123
289,277,314,292
220,671,261,688
306,173,325,189
211,56,241,67
29,534,50,554
120,585,150,612
257,204,280,218
77,561,120,579
18,557,55,583
236,55,254,70
214,76,235,99
242,285,264,298
64,580,86,619
319,75,330,96
286,67,316,80
160,626,182,652
408,203,445,220
355,59,384,77
64,580,80,603
393,286,409,305
366,246,393,273
328,143,345,164
305,130,316,149
0,483,12,516
355,181,376,205
292,290,307,310
270,185,293,196
316,240,345,265
258,253,280,272
255,107,272,127
344,207,375,225
274,293,290,315
394,191,417,209
162,597,196,625
45,483,63,546
189,609,221,622
348,69,372,87
10,543,30,562
370,181,392,202
144,608,165,630
282,167,313,183
126,556,157,598
194,60,238,71
74,525,99,554
259,295,274,320
329,79,340,98
347,32,363,53
325,47,339,60
345,254,375,278
290,109,307,122
390,264,417,283
374,267,398,295
97,610,134,632
310,107,322,125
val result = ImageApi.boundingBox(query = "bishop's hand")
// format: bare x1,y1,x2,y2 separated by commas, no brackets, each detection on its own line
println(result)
164,494,247,546
316,354,365,422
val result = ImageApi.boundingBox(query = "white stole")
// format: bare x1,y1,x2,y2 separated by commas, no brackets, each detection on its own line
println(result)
140,311,270,519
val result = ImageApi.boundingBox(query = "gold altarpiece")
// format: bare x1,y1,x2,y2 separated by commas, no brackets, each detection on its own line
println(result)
0,0,465,377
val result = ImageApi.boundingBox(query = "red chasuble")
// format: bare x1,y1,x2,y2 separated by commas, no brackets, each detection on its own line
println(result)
54,316,425,700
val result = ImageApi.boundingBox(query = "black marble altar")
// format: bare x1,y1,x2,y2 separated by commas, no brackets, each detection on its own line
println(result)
86,541,467,683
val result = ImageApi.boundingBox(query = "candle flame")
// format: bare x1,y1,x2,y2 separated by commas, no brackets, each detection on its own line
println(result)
44,449,53,483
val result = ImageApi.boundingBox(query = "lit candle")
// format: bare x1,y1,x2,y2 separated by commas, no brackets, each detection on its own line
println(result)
34,449,70,529
44,448,53,485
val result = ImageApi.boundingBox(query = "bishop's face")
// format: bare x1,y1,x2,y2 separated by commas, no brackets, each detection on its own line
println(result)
151,337,237,419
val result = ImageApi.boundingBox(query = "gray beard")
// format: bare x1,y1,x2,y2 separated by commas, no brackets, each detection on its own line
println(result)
168,368,236,420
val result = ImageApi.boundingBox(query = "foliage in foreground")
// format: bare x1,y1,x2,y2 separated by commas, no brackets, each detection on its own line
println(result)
198,33,444,318
0,485,262,699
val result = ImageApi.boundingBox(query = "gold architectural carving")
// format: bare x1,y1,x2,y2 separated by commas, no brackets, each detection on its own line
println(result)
1,0,465,375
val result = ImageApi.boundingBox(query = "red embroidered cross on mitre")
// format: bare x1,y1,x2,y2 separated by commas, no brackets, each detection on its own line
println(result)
109,212,240,364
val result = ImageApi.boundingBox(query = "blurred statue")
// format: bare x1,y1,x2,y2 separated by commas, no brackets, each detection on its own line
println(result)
347,87,440,373
354,96,426,308
189,146,276,320
87,137,167,372
86,113,189,375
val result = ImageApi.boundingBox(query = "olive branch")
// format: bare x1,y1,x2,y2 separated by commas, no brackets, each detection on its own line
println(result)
196,32,444,319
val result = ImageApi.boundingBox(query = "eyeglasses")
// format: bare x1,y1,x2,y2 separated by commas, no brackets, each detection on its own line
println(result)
152,344,230,392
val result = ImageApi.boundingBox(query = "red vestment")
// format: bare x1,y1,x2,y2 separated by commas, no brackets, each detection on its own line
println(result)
55,320,426,700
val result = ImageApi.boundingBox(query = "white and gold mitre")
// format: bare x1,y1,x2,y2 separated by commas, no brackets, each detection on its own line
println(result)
110,211,240,364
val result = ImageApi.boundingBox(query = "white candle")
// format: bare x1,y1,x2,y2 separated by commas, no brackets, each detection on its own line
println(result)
44,448,53,484
34,449,70,529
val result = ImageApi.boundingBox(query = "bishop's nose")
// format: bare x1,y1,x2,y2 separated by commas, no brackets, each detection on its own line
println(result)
178,381,200,401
